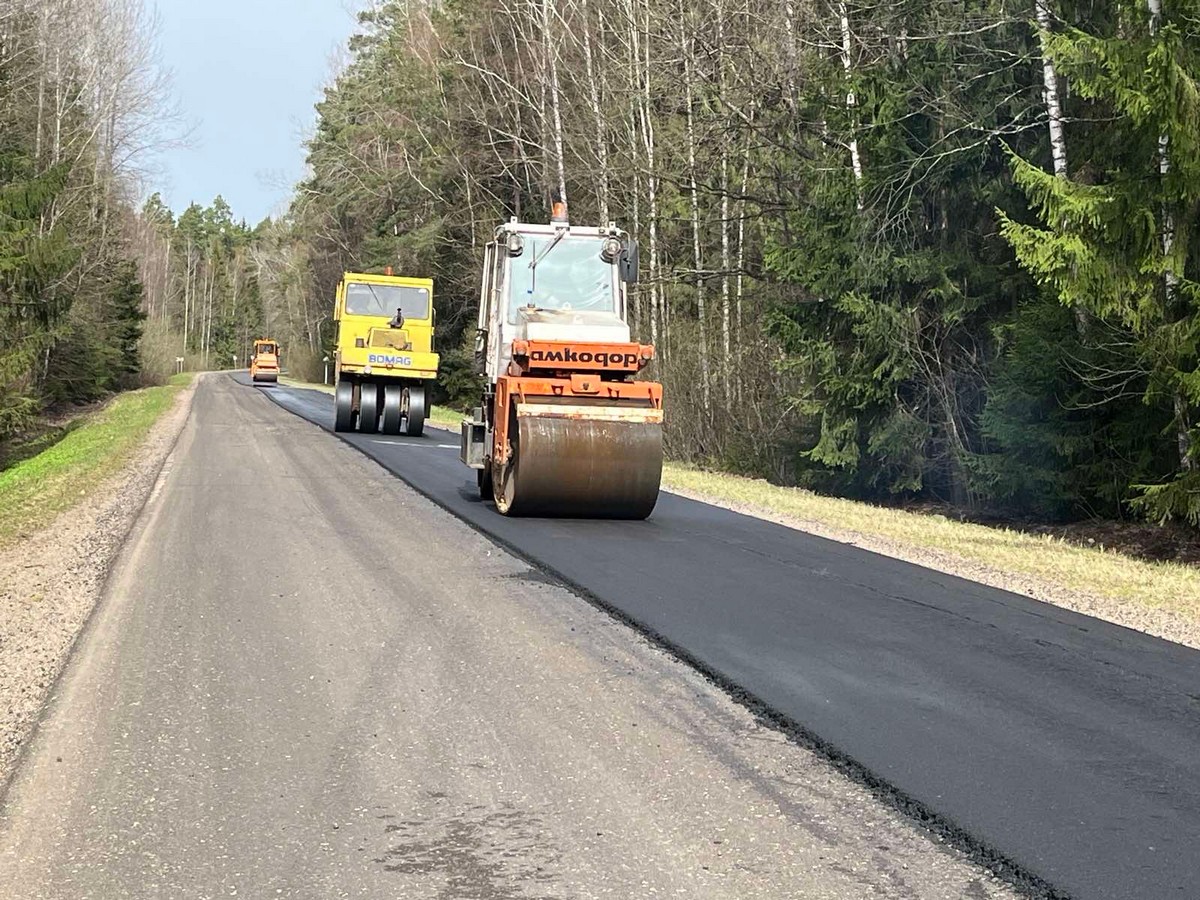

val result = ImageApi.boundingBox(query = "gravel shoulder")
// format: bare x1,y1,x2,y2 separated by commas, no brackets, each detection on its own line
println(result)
0,375,198,790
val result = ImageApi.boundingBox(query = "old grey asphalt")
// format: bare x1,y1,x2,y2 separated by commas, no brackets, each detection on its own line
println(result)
0,374,1013,899
260,378,1200,900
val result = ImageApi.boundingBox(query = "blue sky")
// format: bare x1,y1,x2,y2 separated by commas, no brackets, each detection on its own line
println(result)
153,0,361,224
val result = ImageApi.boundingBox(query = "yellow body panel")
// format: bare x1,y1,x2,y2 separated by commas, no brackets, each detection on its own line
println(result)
333,272,440,381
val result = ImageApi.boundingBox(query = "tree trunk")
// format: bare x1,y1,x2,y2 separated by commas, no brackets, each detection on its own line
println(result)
837,1,864,207
543,0,568,206
1146,0,1187,468
681,12,709,413
1034,0,1068,178
734,108,753,378
578,0,609,222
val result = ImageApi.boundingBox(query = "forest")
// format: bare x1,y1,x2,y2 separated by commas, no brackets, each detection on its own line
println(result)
3,0,1199,527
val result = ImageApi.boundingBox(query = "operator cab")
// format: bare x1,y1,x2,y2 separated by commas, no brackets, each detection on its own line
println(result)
476,204,639,382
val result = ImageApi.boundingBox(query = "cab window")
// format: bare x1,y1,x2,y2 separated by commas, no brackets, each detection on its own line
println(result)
345,283,431,320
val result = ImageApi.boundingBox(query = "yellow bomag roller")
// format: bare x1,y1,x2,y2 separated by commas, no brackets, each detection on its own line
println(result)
460,203,663,519
332,269,439,436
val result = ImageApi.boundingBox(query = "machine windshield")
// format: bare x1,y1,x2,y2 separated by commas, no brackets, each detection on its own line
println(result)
257,343,276,355
345,283,431,320
508,237,616,321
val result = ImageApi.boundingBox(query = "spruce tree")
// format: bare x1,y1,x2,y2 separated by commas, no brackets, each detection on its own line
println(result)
1001,0,1200,522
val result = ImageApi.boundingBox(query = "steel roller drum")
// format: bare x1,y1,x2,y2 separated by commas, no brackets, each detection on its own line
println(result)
496,403,663,519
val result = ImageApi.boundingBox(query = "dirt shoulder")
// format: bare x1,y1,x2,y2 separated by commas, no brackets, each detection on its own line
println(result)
0,376,198,789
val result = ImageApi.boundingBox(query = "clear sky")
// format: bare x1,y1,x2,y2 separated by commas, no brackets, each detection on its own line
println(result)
153,0,361,225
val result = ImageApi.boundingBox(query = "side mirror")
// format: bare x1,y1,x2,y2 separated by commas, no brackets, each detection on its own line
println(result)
619,239,640,284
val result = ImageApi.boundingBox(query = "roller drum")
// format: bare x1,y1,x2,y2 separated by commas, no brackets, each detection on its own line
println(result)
496,415,662,519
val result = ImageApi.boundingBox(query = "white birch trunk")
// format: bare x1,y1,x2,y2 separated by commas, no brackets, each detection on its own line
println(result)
579,0,609,221
681,16,709,412
1034,0,1068,178
838,1,863,207
629,0,660,349
1147,0,1188,468
734,128,751,405
543,0,568,206
717,1,731,404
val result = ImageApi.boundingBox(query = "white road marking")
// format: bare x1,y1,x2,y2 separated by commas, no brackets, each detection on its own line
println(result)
370,440,457,449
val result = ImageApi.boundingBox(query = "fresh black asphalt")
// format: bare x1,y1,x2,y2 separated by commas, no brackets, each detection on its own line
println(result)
257,376,1200,900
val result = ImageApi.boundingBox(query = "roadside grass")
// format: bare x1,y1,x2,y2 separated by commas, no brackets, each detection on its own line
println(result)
427,405,463,429
0,374,192,550
276,376,1199,618
663,464,1200,619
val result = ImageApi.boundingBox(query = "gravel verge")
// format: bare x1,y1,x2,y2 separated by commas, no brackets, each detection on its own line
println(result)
665,483,1200,651
0,376,198,789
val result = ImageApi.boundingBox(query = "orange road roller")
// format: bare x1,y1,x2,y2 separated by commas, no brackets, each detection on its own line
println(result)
460,204,662,519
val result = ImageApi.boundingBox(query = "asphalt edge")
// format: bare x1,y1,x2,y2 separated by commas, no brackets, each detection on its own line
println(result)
258,377,1071,900
0,376,200,811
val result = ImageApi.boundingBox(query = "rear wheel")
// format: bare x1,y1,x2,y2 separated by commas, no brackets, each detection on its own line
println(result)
334,379,355,432
403,386,426,437
382,384,404,435
477,463,493,501
494,412,518,515
359,383,381,434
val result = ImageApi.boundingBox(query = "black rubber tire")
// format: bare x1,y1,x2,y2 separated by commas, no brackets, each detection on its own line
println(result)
359,383,381,434
382,384,404,435
334,379,355,432
403,386,426,437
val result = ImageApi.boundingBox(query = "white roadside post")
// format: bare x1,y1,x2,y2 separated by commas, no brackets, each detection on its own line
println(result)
323,355,330,386
175,356,184,375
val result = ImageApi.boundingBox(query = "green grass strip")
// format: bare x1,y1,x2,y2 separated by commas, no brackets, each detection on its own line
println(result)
0,374,192,550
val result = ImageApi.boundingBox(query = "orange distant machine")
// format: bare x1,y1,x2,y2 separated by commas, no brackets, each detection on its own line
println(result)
250,339,280,383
